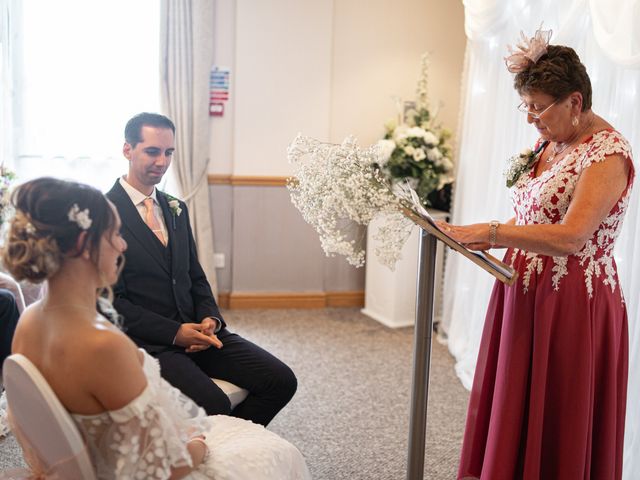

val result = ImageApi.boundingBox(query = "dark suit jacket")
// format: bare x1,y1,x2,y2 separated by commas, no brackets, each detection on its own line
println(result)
106,180,225,353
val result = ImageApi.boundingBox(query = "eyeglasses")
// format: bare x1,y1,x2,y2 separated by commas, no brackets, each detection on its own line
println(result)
517,99,558,120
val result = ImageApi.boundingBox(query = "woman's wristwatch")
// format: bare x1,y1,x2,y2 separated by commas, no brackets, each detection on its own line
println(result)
489,220,500,247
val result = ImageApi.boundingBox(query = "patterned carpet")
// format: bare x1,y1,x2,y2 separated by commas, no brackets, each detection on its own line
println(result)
0,308,469,479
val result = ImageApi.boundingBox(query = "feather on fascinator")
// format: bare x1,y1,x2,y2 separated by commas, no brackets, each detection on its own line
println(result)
504,28,553,73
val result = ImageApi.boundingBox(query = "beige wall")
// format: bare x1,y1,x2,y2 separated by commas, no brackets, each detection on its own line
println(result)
329,0,466,145
208,0,466,298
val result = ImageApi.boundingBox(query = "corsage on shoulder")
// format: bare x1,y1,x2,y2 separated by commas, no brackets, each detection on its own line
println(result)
504,142,547,188
504,27,552,73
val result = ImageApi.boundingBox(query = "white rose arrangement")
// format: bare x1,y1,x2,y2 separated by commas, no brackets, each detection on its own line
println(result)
375,53,455,209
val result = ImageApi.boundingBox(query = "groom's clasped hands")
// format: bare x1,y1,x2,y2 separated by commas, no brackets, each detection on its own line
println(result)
175,318,223,353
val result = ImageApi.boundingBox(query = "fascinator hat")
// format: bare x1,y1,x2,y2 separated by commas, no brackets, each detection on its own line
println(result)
504,27,553,73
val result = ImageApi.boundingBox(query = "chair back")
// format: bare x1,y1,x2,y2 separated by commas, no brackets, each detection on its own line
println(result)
3,354,97,479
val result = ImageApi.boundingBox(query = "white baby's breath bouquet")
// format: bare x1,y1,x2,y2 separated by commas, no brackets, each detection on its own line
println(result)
287,54,455,270
375,53,455,208
287,135,415,269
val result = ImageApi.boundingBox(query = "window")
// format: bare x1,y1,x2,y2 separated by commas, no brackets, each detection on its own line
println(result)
7,0,160,192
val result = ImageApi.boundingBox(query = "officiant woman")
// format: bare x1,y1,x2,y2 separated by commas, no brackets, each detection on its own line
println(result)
440,30,634,480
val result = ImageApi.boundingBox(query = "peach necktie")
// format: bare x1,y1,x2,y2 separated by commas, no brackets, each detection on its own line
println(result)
143,197,167,246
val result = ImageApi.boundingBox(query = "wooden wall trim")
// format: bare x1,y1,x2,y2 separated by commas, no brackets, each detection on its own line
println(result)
208,174,233,185
208,175,289,186
229,292,326,309
217,292,231,309
216,291,364,310
325,290,365,308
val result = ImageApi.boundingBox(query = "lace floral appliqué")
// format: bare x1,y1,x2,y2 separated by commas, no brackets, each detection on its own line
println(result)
72,353,208,480
509,130,634,298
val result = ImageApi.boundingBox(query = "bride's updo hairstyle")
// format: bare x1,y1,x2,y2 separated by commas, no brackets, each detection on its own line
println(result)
2,177,117,283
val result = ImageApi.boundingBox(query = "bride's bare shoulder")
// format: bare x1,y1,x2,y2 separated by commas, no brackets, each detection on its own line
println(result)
11,302,44,352
81,328,148,410
55,321,149,409
80,322,137,360
13,302,147,412
16,301,40,325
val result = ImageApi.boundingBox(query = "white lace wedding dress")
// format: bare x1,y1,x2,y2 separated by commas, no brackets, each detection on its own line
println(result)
1,350,311,480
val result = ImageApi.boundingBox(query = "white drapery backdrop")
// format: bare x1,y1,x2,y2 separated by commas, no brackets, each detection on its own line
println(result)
0,0,16,168
442,1,640,477
160,0,218,295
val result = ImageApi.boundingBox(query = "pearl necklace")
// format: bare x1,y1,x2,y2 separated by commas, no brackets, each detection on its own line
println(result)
546,116,595,164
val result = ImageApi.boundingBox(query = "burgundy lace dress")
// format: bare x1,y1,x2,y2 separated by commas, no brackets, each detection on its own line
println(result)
458,129,634,479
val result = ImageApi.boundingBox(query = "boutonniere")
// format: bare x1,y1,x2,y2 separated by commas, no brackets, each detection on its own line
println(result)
164,193,182,230
164,194,182,216
504,141,547,188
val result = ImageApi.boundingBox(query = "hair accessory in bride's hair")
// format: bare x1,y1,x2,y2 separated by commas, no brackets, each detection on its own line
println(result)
14,210,37,236
67,204,92,230
504,27,552,73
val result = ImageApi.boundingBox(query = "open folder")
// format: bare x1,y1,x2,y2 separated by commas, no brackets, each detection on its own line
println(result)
401,205,518,286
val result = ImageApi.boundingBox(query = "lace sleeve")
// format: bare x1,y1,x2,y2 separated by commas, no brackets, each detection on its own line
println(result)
75,401,187,479
73,352,209,480
580,130,634,171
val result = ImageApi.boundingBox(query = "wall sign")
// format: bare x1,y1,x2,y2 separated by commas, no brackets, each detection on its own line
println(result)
210,66,230,117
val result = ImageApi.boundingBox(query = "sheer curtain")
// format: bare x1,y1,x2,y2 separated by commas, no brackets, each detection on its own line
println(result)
443,1,640,477
0,0,17,168
160,0,218,295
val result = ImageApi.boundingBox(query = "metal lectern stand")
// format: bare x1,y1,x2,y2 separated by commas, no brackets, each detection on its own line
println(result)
401,206,516,480
406,230,438,480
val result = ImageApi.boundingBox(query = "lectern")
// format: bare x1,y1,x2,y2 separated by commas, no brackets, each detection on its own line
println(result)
402,206,516,480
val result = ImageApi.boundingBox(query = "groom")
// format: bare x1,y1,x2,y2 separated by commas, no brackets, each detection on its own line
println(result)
106,112,297,426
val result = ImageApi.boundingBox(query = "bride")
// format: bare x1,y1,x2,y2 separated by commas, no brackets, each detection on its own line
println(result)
1,177,311,479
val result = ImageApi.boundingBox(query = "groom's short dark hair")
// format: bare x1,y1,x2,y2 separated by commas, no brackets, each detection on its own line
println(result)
124,112,176,148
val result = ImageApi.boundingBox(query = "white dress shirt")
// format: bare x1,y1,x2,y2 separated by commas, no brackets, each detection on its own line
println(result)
118,176,168,243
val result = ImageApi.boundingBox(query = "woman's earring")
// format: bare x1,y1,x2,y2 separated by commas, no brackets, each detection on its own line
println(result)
572,116,579,127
